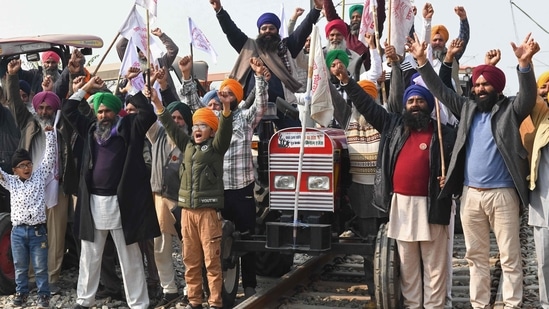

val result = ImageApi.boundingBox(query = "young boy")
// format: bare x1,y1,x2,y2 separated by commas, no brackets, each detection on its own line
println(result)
0,126,55,308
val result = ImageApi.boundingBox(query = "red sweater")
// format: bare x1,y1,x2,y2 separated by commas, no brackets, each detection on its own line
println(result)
393,125,433,196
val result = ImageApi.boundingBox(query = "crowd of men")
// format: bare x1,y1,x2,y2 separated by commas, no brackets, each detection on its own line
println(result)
0,1,547,309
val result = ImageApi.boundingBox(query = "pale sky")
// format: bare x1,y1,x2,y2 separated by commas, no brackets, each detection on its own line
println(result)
1,0,547,95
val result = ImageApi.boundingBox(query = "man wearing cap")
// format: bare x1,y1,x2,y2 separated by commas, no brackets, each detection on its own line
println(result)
209,0,322,129
331,41,457,308
64,76,160,309
179,55,270,299
537,71,549,104
410,32,540,309
323,0,385,73
6,58,86,295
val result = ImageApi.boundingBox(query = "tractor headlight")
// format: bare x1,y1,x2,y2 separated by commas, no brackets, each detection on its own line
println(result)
308,176,330,190
274,175,296,190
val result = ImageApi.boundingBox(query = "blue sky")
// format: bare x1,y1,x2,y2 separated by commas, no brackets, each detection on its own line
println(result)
1,0,547,95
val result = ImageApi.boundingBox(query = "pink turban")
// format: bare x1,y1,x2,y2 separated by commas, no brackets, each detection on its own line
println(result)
472,65,506,94
32,91,61,112
325,19,348,38
41,51,61,63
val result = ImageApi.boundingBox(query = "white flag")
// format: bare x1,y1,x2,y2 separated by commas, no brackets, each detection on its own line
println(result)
309,26,333,127
119,36,145,92
119,6,163,64
389,0,415,54
188,17,218,64
279,4,288,38
358,0,375,44
135,0,157,19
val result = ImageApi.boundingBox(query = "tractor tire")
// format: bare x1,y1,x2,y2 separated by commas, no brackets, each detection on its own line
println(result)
0,212,15,294
374,223,401,309
221,220,239,308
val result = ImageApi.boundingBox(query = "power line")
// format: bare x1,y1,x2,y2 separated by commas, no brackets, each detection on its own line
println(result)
510,1,549,35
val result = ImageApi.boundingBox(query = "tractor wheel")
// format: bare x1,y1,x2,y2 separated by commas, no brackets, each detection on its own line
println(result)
374,223,401,309
221,220,239,308
0,212,15,294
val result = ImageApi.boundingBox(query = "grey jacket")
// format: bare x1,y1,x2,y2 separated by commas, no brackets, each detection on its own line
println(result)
417,61,537,207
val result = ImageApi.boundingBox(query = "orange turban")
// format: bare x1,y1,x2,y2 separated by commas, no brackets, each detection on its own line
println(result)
219,78,244,102
357,80,378,99
193,107,219,132
538,71,549,88
431,25,449,42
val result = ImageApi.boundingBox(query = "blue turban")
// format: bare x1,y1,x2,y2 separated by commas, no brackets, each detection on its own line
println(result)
202,89,220,106
257,13,281,31
19,80,31,95
403,84,435,112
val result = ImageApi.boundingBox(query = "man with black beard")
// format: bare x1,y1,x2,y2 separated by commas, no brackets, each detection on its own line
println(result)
210,0,322,129
6,58,86,295
411,32,540,309
330,51,457,307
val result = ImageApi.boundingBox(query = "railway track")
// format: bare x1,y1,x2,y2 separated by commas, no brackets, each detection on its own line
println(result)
229,213,540,309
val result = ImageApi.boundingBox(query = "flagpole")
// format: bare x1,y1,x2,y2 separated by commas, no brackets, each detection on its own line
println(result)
189,43,195,80
387,0,393,45
92,33,120,77
435,98,446,178
146,9,151,91
291,25,318,248
372,0,387,104
341,0,346,20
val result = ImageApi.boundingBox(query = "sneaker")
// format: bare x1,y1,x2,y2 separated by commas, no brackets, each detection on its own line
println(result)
71,304,90,309
155,292,179,307
36,294,50,308
12,292,28,306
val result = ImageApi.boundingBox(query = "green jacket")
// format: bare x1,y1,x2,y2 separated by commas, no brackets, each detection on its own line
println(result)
159,110,233,210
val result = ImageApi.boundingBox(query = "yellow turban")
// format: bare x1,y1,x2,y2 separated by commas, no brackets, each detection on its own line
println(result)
219,78,244,103
193,107,219,132
357,80,378,99
431,25,449,43
538,71,549,88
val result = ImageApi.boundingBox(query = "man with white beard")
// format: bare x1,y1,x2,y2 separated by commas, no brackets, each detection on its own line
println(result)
6,58,86,295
